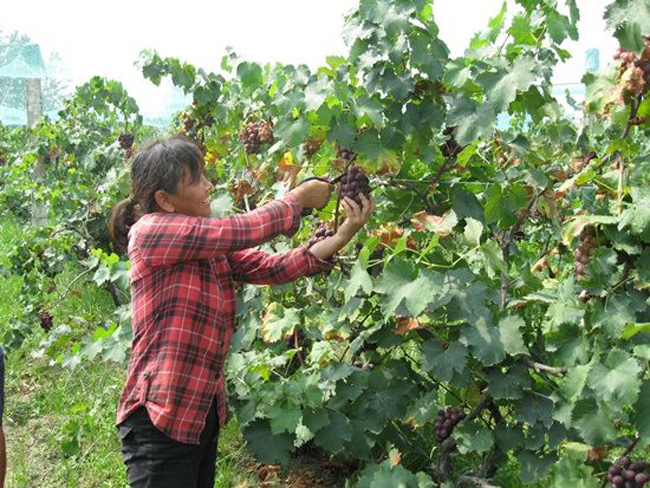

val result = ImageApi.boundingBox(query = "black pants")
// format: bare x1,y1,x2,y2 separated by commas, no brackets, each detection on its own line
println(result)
118,400,219,488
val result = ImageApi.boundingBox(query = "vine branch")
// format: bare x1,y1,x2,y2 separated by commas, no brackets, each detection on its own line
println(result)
521,357,567,377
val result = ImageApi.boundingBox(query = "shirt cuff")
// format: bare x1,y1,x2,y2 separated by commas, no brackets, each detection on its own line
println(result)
280,192,303,238
302,246,336,276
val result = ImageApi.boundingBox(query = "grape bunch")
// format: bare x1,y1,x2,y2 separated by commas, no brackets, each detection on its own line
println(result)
434,407,466,443
607,456,649,487
118,132,134,150
614,38,650,97
39,309,53,332
336,144,357,164
339,166,370,206
240,121,274,154
440,126,462,158
308,224,335,247
574,226,597,280
0,153,5,166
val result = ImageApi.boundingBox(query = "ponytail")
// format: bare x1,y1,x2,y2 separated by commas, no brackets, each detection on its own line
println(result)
109,197,139,254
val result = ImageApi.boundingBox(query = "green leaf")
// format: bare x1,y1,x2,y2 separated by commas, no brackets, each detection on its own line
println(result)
545,278,584,331
477,56,537,113
463,218,483,247
268,402,301,434
404,390,439,428
516,393,554,428
588,349,641,405
275,116,310,147
547,12,578,44
261,306,299,343
447,96,496,145
421,340,468,382
486,364,531,399
592,295,638,338
498,315,528,356
604,0,650,52
375,260,443,317
549,456,598,488
304,76,331,112
242,419,294,464
236,61,264,89
469,2,508,50
344,261,374,302
313,409,352,454
571,398,616,446
620,187,650,242
460,316,505,366
481,239,506,279
303,407,330,435
634,381,650,440
517,451,558,484
560,361,593,401
453,421,493,454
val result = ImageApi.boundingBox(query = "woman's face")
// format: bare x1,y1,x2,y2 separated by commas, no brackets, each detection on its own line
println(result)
167,173,214,217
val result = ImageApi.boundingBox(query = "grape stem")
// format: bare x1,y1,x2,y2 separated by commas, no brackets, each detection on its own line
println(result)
521,357,567,377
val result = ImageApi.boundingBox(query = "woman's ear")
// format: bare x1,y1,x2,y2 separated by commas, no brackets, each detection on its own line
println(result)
154,189,175,213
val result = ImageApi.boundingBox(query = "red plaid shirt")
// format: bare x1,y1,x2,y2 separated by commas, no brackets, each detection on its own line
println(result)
116,193,333,444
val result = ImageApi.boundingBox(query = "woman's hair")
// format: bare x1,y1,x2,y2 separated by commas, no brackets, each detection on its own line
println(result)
109,135,204,253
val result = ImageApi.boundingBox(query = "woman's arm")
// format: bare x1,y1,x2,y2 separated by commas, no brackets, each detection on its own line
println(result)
135,181,332,267
227,247,333,285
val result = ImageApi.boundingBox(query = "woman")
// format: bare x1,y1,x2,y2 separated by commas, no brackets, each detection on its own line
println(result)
109,135,374,487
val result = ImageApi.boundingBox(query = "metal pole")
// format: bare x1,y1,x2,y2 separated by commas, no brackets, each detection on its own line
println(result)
26,78,47,225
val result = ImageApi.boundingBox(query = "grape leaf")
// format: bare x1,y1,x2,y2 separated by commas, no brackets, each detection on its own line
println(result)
604,0,650,53
588,349,641,405
548,456,598,488
274,116,309,147
375,260,444,317
460,315,505,366
571,398,617,446
453,421,493,454
516,393,554,428
486,364,531,399
242,419,294,464
313,409,352,454
477,56,537,113
560,361,593,401
517,451,558,484
269,402,301,434
421,340,468,382
403,390,439,428
463,218,483,247
304,76,331,111
545,277,584,331
447,95,497,145
303,407,330,435
494,423,525,451
620,187,650,242
634,380,650,440
592,295,638,338
344,261,374,302
498,315,528,356
261,305,299,343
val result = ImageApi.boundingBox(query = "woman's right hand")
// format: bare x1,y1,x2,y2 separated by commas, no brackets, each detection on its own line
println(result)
337,193,375,241
291,179,333,210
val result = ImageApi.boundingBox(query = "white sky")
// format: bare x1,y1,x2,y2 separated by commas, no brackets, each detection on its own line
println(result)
0,0,617,119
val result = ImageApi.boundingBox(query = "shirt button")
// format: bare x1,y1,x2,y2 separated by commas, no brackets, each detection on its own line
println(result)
143,372,150,379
